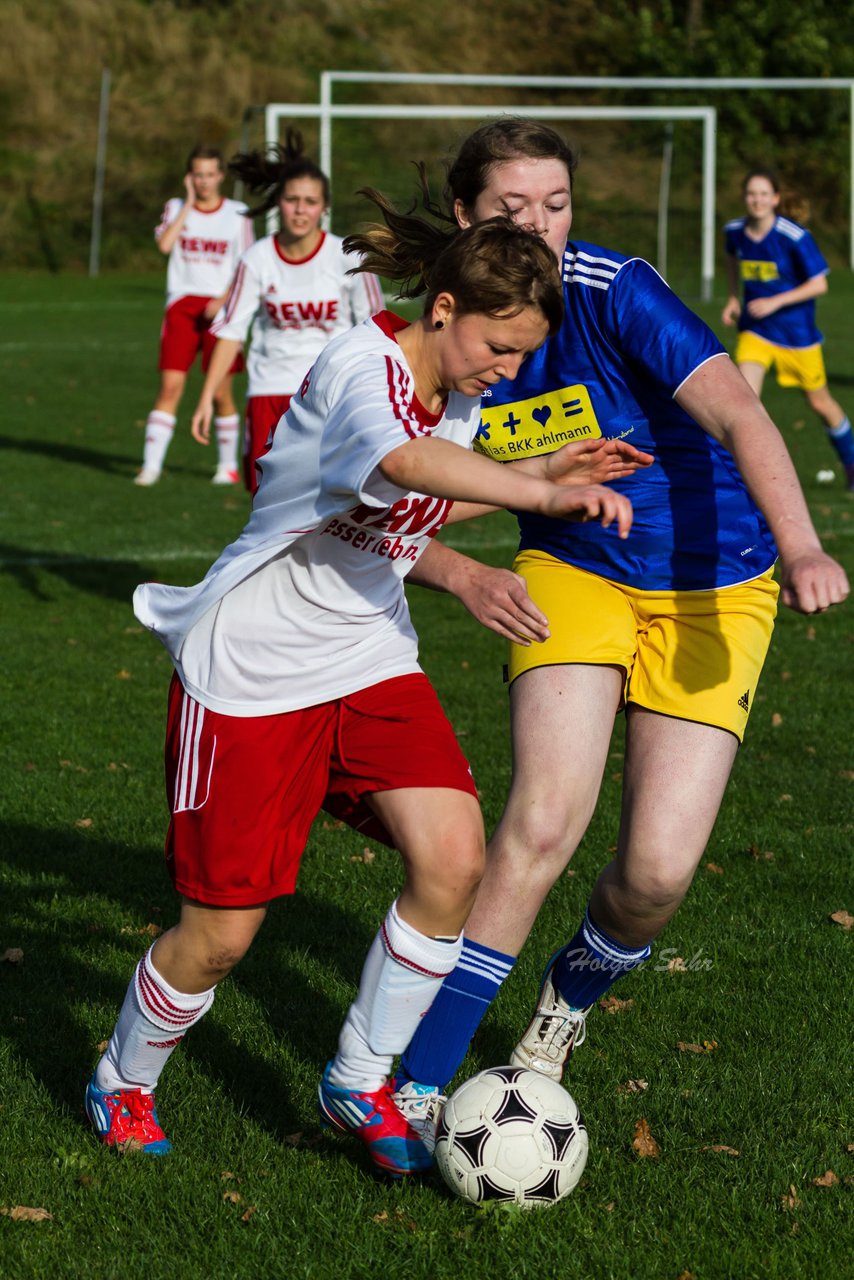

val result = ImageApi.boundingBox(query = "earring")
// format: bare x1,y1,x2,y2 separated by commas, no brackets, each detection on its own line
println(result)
434,319,444,329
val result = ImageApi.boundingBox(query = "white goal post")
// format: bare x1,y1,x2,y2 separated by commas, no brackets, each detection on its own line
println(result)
321,72,854,273
263,101,718,299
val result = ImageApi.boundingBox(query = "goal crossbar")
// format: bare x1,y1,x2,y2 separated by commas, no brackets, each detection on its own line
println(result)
263,102,717,297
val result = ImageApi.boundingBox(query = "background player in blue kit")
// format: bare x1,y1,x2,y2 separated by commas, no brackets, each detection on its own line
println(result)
722,169,854,490
390,120,849,1135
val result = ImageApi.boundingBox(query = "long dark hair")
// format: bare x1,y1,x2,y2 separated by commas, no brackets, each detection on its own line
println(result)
228,128,330,218
345,183,563,335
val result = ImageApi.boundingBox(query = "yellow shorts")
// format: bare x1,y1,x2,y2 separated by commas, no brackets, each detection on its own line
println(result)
735,331,827,391
508,553,779,741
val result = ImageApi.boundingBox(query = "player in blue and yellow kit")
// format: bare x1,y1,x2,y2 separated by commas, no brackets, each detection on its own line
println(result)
389,121,849,1135
723,169,854,489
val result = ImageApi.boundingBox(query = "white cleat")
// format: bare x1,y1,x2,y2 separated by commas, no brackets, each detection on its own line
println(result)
510,954,591,1081
133,467,161,487
392,1080,447,1155
211,466,240,486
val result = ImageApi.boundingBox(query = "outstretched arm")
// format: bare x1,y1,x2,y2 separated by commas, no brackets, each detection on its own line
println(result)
676,355,849,614
379,435,634,536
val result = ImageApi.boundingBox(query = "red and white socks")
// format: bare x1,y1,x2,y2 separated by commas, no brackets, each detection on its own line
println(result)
139,410,176,479
214,414,240,480
328,899,463,1093
94,947,215,1093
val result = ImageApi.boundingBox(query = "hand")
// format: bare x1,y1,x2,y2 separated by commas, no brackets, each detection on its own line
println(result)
543,438,654,486
746,296,781,319
190,401,213,445
779,550,850,614
183,171,196,205
202,298,221,321
721,298,741,326
543,484,634,539
456,563,550,646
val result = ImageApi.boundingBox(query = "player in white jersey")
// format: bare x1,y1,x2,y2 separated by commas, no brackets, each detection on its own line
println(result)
85,188,646,1176
135,147,254,488
192,131,383,494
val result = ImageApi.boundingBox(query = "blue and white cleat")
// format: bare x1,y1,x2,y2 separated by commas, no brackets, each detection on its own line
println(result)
391,1078,447,1156
85,1075,172,1155
317,1061,432,1177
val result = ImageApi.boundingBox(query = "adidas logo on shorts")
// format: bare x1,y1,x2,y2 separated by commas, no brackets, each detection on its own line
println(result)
738,690,750,712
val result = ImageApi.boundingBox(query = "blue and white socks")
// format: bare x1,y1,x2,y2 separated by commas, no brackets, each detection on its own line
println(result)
552,908,651,1010
398,938,516,1091
826,415,854,467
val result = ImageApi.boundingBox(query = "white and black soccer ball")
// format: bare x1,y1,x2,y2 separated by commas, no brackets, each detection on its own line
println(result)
434,1065,588,1208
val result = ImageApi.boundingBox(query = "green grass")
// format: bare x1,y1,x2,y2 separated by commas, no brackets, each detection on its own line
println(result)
0,272,852,1279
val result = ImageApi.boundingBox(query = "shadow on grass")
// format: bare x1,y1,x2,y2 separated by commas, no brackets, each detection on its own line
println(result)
0,433,213,482
0,822,377,1143
0,543,165,603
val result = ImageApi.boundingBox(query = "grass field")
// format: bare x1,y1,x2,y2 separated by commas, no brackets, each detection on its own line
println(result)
0,271,852,1280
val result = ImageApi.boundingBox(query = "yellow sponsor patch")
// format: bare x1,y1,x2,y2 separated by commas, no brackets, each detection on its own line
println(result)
740,259,780,282
473,384,603,461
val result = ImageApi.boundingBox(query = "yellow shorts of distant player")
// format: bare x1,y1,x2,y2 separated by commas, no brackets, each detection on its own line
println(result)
508,553,779,742
735,330,827,391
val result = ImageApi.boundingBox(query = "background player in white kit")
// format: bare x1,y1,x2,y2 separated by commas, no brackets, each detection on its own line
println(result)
191,130,384,495
135,146,254,487
85,187,646,1177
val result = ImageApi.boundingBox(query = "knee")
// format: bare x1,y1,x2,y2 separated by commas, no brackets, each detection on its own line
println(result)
497,801,587,879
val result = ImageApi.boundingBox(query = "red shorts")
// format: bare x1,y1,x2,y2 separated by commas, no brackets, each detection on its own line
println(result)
163,672,476,907
159,296,245,375
243,394,291,495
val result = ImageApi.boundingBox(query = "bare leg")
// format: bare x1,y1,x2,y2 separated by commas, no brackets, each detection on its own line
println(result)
464,664,624,953
153,369,187,416
590,707,739,946
736,361,766,398
151,898,268,992
805,384,847,430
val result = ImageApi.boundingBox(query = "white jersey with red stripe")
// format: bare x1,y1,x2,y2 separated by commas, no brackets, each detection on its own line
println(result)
134,311,477,715
156,197,254,307
210,232,384,395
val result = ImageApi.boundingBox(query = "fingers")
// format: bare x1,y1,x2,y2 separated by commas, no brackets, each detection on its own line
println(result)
782,559,850,614
190,411,211,445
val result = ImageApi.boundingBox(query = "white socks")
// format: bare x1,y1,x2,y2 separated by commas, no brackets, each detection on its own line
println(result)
94,948,215,1093
328,900,463,1093
141,411,176,475
214,414,240,472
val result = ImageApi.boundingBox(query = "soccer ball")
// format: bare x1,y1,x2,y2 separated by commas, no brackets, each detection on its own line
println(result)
434,1065,588,1208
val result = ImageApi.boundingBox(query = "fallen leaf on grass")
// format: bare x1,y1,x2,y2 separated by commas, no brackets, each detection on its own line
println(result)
222,1190,243,1205
372,1211,389,1224
632,1117,660,1158
603,1201,616,1212
350,848,375,864
705,862,724,875
805,625,816,641
781,1184,801,1212
0,1206,53,1222
220,1171,240,1182
839,770,854,781
599,995,634,1014
701,1145,740,1157
813,1169,838,1187
0,948,23,964
116,670,132,680
847,1143,854,1155
771,712,783,727
616,1079,648,1095
75,819,93,829
96,1040,108,1054
667,956,687,973
829,910,854,932
677,1040,718,1055
321,820,345,831
676,1272,696,1280
240,1205,257,1223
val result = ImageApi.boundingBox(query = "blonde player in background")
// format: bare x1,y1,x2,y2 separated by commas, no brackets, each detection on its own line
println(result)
135,146,254,488
191,130,384,495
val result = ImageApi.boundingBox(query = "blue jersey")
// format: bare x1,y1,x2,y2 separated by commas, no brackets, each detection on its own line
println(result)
724,216,828,348
473,241,777,591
